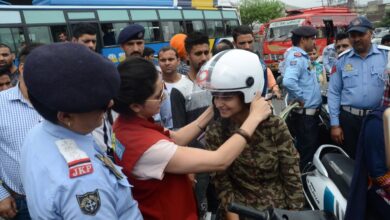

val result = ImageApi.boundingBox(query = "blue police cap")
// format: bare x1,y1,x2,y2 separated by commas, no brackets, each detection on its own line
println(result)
291,26,318,37
347,16,374,33
117,24,145,44
24,43,120,113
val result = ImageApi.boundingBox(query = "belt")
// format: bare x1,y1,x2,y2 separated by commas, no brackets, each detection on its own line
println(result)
342,106,372,117
1,181,25,199
293,108,319,116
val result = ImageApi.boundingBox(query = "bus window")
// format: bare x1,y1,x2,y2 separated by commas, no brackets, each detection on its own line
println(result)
0,27,25,53
101,22,128,46
266,24,297,40
137,21,161,43
316,28,325,39
182,10,205,34
51,25,69,42
27,26,52,44
70,23,102,52
206,20,224,38
185,20,205,34
161,21,184,42
225,19,239,36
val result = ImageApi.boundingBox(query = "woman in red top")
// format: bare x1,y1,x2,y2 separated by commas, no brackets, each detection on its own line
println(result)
112,55,271,220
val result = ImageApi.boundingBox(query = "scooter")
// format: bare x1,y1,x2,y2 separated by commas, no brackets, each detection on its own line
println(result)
302,144,354,220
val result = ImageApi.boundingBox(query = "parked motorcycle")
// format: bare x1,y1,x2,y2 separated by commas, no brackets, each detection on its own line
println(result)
302,144,354,220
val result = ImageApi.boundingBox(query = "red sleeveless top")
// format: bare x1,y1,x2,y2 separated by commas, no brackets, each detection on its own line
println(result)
113,115,198,220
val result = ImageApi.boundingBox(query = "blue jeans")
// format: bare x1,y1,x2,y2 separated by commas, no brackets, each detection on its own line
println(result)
12,198,30,220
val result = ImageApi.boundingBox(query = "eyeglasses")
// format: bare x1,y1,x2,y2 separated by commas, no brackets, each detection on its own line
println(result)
146,81,167,102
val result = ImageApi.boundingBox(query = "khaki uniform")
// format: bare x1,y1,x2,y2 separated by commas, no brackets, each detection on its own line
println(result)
205,115,305,218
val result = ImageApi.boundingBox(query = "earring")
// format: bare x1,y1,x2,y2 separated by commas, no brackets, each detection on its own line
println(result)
67,121,71,127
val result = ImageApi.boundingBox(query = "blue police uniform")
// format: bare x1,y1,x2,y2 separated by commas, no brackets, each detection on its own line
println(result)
283,45,322,169
20,43,143,220
328,45,389,126
328,44,389,157
283,46,322,108
322,43,337,74
21,120,142,219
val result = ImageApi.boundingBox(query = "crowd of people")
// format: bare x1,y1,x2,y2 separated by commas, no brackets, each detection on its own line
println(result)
0,15,389,220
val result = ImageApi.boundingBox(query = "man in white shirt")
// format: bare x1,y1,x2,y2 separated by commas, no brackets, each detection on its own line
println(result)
158,46,191,129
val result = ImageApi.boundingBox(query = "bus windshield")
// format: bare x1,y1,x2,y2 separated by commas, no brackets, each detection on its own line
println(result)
266,19,304,40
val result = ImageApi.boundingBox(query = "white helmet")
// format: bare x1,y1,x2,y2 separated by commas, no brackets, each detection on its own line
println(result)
196,49,264,103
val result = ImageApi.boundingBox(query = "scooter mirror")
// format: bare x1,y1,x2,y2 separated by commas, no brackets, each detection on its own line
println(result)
382,108,390,169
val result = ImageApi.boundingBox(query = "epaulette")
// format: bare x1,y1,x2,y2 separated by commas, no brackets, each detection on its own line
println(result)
294,52,302,57
338,48,352,58
56,139,94,178
378,44,390,51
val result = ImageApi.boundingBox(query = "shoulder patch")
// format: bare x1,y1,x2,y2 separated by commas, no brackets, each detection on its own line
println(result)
378,44,390,51
56,139,94,178
294,52,302,57
338,48,352,58
76,189,101,216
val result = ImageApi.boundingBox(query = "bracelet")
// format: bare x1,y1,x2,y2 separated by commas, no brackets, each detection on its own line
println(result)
234,128,251,143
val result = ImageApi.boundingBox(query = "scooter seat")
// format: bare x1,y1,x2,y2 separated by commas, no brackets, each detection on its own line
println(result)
321,153,355,198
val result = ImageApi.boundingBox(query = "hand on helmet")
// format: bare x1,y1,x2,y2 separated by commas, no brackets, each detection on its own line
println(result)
248,93,272,123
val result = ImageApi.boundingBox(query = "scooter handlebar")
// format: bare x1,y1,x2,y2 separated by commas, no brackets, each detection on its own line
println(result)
228,203,337,220
228,203,270,220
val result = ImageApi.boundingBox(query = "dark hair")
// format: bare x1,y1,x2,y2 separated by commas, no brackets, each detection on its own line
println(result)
335,32,349,42
0,43,12,53
143,47,155,57
0,67,10,76
212,39,234,55
291,34,302,46
113,57,158,116
72,23,97,39
28,91,59,123
232,25,253,42
158,46,179,58
382,34,390,45
18,43,44,64
184,31,209,54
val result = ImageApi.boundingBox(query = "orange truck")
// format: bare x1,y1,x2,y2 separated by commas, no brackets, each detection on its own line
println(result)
262,7,357,74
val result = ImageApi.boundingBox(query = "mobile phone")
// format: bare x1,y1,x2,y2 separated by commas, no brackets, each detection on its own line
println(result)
383,108,390,169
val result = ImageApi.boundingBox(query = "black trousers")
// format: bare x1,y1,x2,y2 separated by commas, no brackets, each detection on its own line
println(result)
339,109,364,159
287,112,320,170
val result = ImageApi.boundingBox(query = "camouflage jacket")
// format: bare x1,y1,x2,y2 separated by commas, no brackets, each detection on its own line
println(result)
205,115,305,217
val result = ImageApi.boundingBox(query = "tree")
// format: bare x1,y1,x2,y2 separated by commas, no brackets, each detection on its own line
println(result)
239,0,284,27
377,10,390,27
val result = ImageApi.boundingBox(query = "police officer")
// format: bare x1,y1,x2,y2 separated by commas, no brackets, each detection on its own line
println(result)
118,24,145,58
328,16,389,159
20,43,142,219
283,26,322,169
